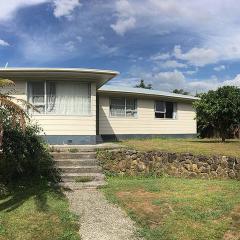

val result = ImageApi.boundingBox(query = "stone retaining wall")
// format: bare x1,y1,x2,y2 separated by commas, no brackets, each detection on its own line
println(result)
97,149,240,180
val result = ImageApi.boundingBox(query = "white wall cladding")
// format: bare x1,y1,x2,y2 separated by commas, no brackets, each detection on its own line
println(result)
98,94,197,135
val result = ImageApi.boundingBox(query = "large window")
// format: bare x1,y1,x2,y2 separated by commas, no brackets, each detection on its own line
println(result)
110,97,137,117
28,81,91,115
155,101,177,119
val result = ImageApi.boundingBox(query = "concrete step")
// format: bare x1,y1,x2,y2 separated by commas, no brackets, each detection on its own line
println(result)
51,152,96,160
59,166,102,174
61,173,105,182
59,181,106,190
55,159,98,167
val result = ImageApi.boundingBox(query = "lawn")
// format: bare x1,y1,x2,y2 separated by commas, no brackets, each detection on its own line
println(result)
103,177,240,240
0,180,80,240
122,138,240,157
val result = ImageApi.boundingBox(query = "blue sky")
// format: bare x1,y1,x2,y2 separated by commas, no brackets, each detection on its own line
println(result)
1,0,240,93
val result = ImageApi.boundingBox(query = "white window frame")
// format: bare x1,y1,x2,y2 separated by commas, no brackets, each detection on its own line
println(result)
27,80,91,116
109,97,138,118
155,101,177,119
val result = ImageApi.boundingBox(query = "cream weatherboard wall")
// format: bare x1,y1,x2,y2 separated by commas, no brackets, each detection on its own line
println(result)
12,80,96,136
98,94,196,135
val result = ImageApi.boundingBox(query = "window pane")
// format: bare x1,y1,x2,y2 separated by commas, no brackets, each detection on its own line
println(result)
155,101,165,112
29,82,44,104
126,98,137,117
28,82,45,114
155,112,165,118
46,82,56,114
34,105,45,114
110,98,125,116
166,102,174,118
50,82,90,115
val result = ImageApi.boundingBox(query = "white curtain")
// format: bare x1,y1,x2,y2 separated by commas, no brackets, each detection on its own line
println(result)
173,103,177,119
110,98,125,116
47,82,90,115
28,82,45,114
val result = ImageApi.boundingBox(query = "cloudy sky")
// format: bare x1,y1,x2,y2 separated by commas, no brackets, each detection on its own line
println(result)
1,0,240,93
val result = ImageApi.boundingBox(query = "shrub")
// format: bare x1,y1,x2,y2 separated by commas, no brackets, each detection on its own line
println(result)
194,86,240,141
0,123,60,183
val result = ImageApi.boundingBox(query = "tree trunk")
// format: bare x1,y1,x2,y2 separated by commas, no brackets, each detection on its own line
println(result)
219,127,226,142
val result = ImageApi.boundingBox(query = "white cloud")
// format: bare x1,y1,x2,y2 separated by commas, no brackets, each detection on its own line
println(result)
111,17,136,36
221,74,240,87
76,36,82,42
214,65,226,71
0,39,10,46
150,52,170,61
174,45,219,67
0,0,49,21
125,65,240,94
111,0,136,35
64,41,75,52
53,0,81,18
0,0,81,21
184,69,198,75
160,60,187,69
110,0,240,64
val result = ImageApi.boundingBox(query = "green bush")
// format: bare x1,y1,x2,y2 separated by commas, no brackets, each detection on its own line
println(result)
0,123,60,183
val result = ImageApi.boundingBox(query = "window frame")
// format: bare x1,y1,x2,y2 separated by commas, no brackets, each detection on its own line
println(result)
27,80,92,116
109,97,138,118
154,101,177,119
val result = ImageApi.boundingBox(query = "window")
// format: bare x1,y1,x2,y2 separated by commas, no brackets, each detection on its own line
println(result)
28,81,91,115
110,97,137,117
155,101,177,119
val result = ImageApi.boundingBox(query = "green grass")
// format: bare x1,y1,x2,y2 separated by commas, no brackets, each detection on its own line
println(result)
0,180,80,240
122,138,240,157
103,176,240,240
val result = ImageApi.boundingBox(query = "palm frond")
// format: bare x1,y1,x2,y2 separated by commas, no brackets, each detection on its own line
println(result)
0,78,15,88
0,97,28,130
2,95,38,112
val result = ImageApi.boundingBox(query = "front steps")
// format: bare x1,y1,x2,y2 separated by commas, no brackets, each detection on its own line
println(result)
52,150,105,189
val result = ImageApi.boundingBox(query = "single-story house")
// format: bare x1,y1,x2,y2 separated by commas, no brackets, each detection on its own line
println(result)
0,68,198,144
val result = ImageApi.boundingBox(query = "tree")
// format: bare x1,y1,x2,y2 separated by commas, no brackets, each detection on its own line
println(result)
172,89,189,95
0,79,32,153
193,86,240,142
135,79,152,89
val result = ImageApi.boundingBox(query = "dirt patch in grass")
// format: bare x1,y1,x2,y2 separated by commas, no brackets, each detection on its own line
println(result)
223,205,240,240
104,177,240,240
117,190,169,228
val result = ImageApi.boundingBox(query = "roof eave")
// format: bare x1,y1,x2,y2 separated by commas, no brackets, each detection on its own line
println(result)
0,68,119,88
97,89,199,101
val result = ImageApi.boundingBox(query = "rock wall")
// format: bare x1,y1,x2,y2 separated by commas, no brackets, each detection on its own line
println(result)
97,149,240,180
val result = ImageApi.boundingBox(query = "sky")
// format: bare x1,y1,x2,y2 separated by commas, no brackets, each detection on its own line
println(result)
1,0,240,93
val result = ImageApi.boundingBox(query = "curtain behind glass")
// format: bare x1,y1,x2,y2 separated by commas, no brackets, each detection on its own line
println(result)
110,98,125,116
52,82,90,115
28,82,45,114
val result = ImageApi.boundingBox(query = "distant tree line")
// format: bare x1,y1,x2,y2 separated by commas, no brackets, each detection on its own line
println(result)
135,79,152,89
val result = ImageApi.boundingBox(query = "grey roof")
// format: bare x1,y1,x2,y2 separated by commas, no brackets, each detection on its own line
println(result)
98,85,199,101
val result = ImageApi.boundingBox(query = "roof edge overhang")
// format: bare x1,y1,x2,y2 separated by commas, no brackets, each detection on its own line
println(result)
98,87,199,102
0,68,119,88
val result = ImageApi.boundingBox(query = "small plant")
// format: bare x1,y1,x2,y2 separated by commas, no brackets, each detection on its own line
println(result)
69,148,79,153
75,176,92,182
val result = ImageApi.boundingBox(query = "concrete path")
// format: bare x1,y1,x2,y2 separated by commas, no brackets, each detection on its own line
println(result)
65,189,142,240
